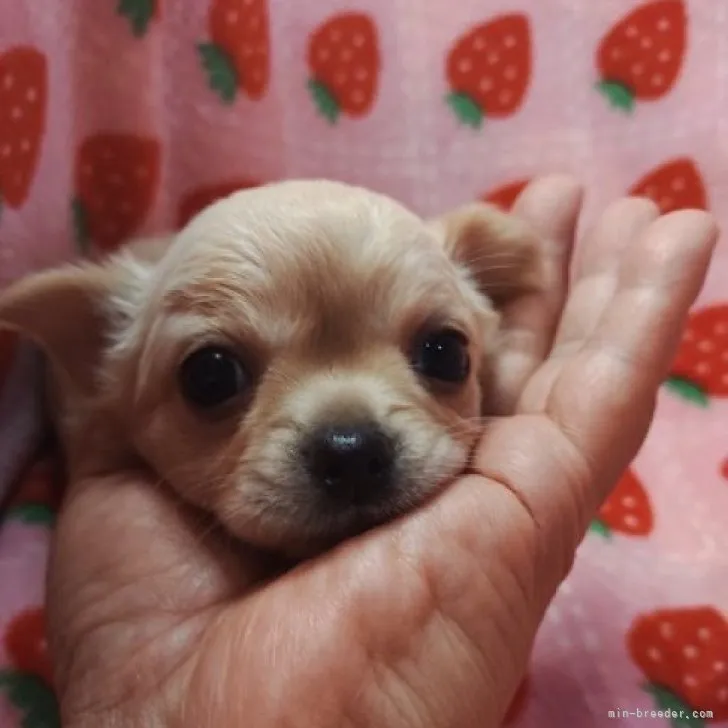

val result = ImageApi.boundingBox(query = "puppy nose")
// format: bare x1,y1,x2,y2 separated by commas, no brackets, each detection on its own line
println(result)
304,422,397,505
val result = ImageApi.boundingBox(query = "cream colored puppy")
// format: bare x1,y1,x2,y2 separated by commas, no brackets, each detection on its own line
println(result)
0,180,543,555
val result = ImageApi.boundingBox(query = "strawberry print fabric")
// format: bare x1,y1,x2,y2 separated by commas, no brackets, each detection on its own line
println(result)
1,1,728,726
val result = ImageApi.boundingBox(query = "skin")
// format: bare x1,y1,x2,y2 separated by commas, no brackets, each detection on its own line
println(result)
47,176,718,728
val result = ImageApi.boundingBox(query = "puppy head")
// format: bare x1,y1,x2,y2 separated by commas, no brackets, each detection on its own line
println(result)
0,180,542,554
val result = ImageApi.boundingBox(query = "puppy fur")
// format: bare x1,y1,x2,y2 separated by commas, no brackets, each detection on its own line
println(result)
0,180,543,555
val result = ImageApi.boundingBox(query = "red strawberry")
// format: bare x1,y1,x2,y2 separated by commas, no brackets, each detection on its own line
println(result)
4,607,53,685
721,457,728,481
596,1,687,112
198,0,270,104
591,469,653,538
628,606,728,722
118,0,159,37
177,178,260,228
307,13,380,123
0,47,47,217
503,675,529,725
445,15,532,129
665,304,728,407
6,456,63,525
482,179,530,211
630,158,707,214
72,133,160,254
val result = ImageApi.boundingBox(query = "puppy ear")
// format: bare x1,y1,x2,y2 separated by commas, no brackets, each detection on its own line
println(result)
431,202,544,305
0,263,125,394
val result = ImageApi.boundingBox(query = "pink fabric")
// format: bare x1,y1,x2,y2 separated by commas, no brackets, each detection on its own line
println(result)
1,1,727,725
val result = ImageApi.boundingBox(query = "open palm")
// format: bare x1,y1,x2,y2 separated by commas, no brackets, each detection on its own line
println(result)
49,177,717,728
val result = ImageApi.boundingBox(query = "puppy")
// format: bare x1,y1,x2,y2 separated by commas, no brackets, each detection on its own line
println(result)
0,180,543,556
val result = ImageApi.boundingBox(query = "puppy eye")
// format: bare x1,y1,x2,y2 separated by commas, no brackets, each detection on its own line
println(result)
412,328,471,384
179,346,249,409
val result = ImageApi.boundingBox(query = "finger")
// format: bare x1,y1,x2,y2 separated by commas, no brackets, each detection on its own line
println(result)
551,196,660,353
492,175,583,411
544,209,718,497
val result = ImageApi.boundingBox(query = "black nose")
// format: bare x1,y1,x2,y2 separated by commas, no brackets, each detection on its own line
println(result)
303,422,397,505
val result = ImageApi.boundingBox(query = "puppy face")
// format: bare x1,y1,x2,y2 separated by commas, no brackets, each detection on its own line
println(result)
0,180,542,555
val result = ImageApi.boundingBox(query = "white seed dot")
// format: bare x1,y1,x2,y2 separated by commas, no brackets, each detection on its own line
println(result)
499,90,512,105
458,58,472,74
488,52,500,65
641,36,653,49
648,646,662,662
715,660,726,673
626,25,638,38
698,627,712,642
318,48,330,62
722,351,728,362
696,362,710,376
341,48,353,63
660,621,675,639
697,339,714,353
351,89,365,106
354,67,368,82
611,48,622,60
719,687,728,703
721,373,728,386
659,196,673,211
251,70,262,83
652,74,665,88
683,644,699,659
226,10,238,24
2,73,13,90
20,139,30,153
684,674,698,688
479,77,493,92
249,16,260,31
632,63,645,76
135,166,148,179
473,36,486,52
645,185,657,197
353,33,365,48
672,177,686,191
684,329,694,341
657,17,671,32
503,35,516,48
334,72,347,86
658,50,672,63
243,47,253,58
0,145,10,158
26,87,37,103
622,495,636,508
330,29,342,43
504,65,517,81
11,106,22,120
623,514,639,529
715,323,728,336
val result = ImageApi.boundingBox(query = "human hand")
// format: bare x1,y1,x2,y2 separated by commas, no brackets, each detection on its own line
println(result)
48,177,717,727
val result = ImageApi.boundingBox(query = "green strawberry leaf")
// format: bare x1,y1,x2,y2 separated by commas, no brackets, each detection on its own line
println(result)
596,80,635,113
307,79,340,124
643,682,705,727
117,0,156,37
71,198,90,257
589,519,612,539
0,669,60,728
446,92,484,129
198,43,238,105
3,503,55,526
663,376,709,408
